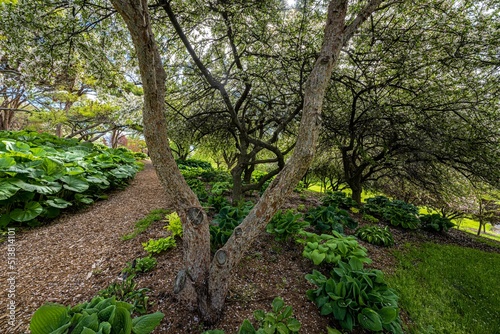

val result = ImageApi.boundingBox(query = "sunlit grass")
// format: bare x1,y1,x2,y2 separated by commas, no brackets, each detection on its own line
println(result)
387,243,500,334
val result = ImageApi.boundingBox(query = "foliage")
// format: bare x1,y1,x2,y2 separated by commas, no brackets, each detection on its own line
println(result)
419,213,455,233
122,209,170,241
176,159,213,170
122,257,157,276
98,276,152,315
306,260,402,333
165,212,182,238
298,231,371,267
0,131,141,228
322,191,358,209
210,202,253,250
30,296,163,334
355,225,394,247
142,237,176,254
207,195,231,213
304,205,358,234
364,196,421,230
388,243,500,334
362,214,379,224
266,210,308,242
204,297,301,334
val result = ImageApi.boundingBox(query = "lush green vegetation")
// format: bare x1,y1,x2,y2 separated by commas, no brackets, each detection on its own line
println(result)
121,209,170,241
387,243,500,334
0,131,141,228
30,296,163,334
355,225,394,247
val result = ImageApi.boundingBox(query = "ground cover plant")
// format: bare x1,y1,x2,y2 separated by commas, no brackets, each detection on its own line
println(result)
122,209,170,241
30,296,163,334
387,242,500,334
266,209,308,242
363,196,421,229
305,205,358,234
0,130,141,228
355,225,394,247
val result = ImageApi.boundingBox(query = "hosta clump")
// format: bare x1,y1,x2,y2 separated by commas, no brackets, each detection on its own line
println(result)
304,205,358,234
266,210,308,242
142,237,176,254
355,225,394,247
306,260,403,334
298,231,371,266
99,276,151,315
210,202,253,250
30,296,163,334
122,256,157,276
364,196,420,230
0,131,141,228
420,213,455,232
204,297,301,334
322,191,358,209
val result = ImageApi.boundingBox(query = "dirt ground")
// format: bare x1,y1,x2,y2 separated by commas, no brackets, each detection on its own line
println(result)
1,162,498,333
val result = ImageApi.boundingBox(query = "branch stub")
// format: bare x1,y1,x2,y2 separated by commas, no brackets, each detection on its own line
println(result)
215,250,228,266
187,207,204,226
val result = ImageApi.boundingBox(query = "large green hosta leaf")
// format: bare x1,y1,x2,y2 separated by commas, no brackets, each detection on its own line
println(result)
60,175,89,193
41,158,65,180
0,156,16,169
29,304,71,334
10,201,44,222
12,179,62,195
3,140,31,152
45,197,73,209
0,179,20,200
131,312,164,334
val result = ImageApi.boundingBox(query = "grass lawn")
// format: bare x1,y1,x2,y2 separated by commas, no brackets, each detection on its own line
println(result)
387,242,500,334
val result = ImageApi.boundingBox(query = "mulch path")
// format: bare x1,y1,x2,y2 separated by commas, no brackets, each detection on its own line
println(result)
1,161,499,333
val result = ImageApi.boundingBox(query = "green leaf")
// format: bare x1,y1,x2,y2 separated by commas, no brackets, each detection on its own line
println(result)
310,250,326,265
111,306,132,334
327,327,342,334
13,179,62,195
41,158,65,179
286,318,301,332
29,304,71,334
0,156,16,169
46,197,73,209
238,319,256,334
72,313,100,334
10,201,43,222
0,179,20,200
81,328,98,334
272,297,285,313
60,175,89,193
131,312,164,334
253,310,265,322
358,308,383,331
377,307,397,324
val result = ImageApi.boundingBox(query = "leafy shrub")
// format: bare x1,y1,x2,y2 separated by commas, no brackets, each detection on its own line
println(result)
98,275,152,315
123,256,158,276
176,159,213,170
210,181,232,195
364,197,420,230
204,297,301,334
207,195,231,213
304,205,358,234
420,213,455,232
0,131,141,228
298,231,371,266
266,210,308,242
355,225,394,247
306,260,403,334
210,202,253,250
122,208,169,241
362,213,379,223
30,296,163,334
322,191,358,209
165,212,182,238
142,236,176,254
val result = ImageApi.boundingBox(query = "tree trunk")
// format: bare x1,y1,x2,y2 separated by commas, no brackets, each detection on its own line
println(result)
112,0,385,324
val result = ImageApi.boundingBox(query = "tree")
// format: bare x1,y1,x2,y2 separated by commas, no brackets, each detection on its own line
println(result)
321,0,500,204
110,0,385,322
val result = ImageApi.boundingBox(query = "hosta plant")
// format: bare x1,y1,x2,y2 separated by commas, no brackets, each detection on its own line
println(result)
322,191,358,209
165,212,182,238
355,225,394,247
99,276,151,315
304,205,358,234
298,231,371,267
142,236,176,254
364,196,420,230
210,202,253,250
30,296,163,334
306,260,403,334
122,256,158,276
204,297,301,334
0,131,141,228
420,213,455,232
266,210,308,242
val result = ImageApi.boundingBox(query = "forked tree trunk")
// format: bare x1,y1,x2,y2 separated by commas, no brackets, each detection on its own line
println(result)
111,0,385,323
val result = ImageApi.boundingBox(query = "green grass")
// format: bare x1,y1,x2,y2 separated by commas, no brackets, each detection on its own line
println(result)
387,242,500,334
121,208,170,240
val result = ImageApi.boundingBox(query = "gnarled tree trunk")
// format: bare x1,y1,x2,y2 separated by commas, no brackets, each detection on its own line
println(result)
111,0,385,323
